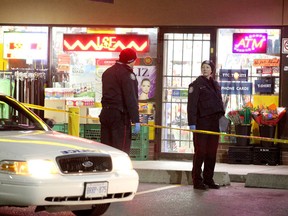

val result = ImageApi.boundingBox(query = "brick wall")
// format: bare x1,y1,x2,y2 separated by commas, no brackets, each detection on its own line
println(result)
281,151,288,165
217,143,229,163
148,141,155,160
280,144,288,165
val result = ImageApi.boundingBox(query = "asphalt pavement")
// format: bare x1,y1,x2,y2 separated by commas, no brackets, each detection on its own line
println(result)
1,183,288,216
104,182,288,216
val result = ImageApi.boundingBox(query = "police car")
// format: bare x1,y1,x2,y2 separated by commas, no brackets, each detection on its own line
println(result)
0,94,139,216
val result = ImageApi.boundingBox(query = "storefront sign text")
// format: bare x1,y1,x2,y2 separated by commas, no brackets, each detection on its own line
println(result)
96,58,118,66
253,58,280,67
63,34,149,52
233,33,267,53
220,82,252,95
219,69,248,81
254,78,274,94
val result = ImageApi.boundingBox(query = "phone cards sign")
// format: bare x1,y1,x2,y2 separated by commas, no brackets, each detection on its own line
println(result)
220,82,252,95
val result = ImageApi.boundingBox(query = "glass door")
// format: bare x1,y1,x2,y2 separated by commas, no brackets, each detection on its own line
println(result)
158,28,216,155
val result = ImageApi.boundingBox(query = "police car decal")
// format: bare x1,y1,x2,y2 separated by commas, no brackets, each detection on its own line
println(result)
61,149,98,154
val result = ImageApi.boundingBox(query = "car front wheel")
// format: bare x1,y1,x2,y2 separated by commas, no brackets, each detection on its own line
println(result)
72,203,111,216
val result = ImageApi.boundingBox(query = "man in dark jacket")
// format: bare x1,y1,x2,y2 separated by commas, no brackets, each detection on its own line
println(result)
100,48,140,154
187,60,225,190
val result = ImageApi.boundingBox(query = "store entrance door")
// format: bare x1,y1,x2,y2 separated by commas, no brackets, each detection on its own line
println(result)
157,28,216,159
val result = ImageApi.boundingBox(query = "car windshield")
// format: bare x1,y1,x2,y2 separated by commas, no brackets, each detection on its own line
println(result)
0,95,47,131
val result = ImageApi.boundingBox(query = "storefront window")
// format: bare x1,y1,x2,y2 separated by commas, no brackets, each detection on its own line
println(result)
217,28,280,143
217,28,280,117
0,26,48,72
0,26,49,117
49,27,158,125
160,28,281,154
51,27,157,97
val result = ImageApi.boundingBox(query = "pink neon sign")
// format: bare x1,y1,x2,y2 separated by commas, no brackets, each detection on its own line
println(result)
233,33,267,53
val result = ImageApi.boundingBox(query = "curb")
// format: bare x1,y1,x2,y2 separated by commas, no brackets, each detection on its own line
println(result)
135,169,288,189
135,169,230,186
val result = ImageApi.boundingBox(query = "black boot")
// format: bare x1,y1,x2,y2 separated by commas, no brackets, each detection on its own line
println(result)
193,182,209,190
203,180,220,189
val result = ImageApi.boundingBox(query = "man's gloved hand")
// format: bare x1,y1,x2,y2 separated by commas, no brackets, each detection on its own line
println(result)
133,123,141,134
189,125,196,130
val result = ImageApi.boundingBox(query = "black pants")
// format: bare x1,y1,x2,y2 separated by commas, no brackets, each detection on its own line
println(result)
192,115,220,185
99,108,132,154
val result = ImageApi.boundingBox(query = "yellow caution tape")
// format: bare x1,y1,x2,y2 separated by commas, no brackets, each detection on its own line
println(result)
23,103,288,144
23,103,67,113
140,123,288,144
23,103,95,117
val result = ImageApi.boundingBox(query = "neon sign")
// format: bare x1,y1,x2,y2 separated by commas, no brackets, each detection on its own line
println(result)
233,33,267,53
63,34,149,52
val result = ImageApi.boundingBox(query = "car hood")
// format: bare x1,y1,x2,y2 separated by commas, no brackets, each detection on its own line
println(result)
0,130,123,160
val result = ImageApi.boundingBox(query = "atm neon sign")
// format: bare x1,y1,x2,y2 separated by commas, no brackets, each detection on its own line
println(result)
63,34,149,52
233,33,267,53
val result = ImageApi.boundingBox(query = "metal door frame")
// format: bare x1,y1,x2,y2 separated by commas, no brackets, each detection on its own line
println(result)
155,27,217,160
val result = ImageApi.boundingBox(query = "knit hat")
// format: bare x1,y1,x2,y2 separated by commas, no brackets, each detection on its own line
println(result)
119,48,137,64
201,60,215,73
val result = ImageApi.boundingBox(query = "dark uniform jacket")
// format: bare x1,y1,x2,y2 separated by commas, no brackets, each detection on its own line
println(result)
101,61,139,123
187,76,224,125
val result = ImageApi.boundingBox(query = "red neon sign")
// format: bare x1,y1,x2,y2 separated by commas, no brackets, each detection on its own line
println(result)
63,34,149,52
233,33,267,53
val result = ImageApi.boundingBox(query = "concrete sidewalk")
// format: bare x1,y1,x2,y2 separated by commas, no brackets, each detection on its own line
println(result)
132,160,288,189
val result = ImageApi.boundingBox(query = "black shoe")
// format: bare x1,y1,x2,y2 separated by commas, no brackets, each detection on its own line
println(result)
204,182,220,189
193,183,208,190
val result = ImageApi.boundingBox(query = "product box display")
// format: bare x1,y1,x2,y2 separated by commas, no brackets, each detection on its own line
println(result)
44,99,67,123
86,107,101,124
139,102,155,140
44,99,93,124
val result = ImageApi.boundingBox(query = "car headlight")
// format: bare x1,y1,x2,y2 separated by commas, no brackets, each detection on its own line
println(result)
112,155,133,171
0,160,59,177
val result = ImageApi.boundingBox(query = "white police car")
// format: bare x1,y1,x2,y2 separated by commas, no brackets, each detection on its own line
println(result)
0,94,139,216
